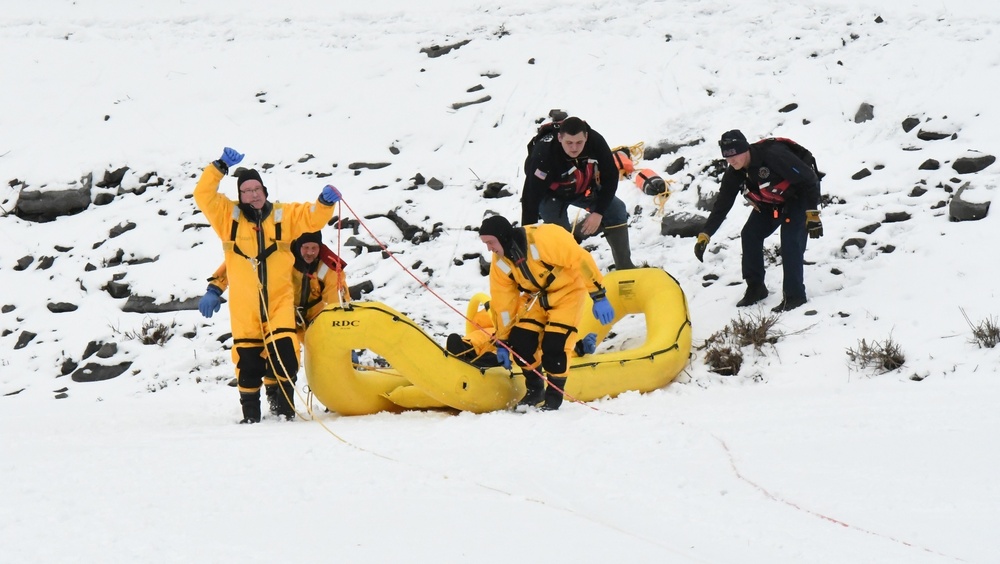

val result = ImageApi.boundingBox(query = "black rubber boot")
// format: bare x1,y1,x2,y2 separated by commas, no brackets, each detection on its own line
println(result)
604,225,635,270
239,392,261,424
519,372,545,407
271,380,296,421
736,282,769,307
541,376,568,411
265,386,279,414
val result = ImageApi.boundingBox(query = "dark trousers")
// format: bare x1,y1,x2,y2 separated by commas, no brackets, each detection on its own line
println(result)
741,197,808,299
538,195,629,232
236,337,299,406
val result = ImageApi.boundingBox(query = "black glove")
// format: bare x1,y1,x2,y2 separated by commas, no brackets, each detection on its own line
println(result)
806,210,823,239
694,233,710,262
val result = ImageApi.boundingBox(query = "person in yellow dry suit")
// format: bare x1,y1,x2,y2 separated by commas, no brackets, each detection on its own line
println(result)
446,297,598,368
478,214,615,410
446,298,501,368
288,230,350,332
194,147,340,424
198,231,350,415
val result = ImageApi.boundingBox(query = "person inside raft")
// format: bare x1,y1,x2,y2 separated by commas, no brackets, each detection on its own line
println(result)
478,214,614,410
445,298,597,368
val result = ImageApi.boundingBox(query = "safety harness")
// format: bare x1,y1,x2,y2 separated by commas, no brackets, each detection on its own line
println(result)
743,137,819,210
294,261,330,328
225,203,293,344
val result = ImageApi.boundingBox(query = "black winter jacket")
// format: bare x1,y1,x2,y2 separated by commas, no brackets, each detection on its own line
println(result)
521,128,619,226
703,141,820,236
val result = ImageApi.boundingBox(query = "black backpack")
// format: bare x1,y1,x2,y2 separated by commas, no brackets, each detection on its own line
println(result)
524,120,561,167
755,137,823,180
524,109,572,168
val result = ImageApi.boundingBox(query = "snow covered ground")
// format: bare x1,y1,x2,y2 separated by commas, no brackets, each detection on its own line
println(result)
2,1,998,562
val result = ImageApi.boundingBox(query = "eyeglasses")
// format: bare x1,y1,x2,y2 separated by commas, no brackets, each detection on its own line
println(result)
239,186,263,195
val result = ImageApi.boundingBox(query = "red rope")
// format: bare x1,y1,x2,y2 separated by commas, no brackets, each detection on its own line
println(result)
335,197,599,411
714,434,967,562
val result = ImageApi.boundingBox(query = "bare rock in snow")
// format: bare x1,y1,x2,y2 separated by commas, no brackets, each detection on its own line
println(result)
952,153,995,174
949,183,991,222
15,173,93,222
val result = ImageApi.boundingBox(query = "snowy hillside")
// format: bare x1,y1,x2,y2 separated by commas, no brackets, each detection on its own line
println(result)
2,1,999,562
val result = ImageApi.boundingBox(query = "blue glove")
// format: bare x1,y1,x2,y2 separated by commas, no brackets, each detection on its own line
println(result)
592,298,615,325
496,347,511,370
198,286,222,318
319,184,342,205
219,147,244,168
579,333,597,354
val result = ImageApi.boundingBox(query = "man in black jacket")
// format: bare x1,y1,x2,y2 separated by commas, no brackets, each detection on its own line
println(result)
694,130,824,312
521,116,635,270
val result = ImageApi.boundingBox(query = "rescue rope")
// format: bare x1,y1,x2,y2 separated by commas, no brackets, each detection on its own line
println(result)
245,251,316,423
625,141,644,163
335,198,601,412
238,201,352,426
611,141,645,180
653,179,675,216
713,433,969,562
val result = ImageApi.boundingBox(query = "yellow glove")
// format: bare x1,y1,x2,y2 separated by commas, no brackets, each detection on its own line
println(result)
805,210,823,239
694,233,710,262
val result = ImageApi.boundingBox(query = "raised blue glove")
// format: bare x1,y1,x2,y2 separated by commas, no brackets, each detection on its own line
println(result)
319,184,342,205
219,147,244,168
496,347,511,370
198,286,222,318
580,333,597,354
592,298,615,325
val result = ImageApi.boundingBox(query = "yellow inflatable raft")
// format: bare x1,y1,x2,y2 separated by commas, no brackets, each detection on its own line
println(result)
304,267,691,415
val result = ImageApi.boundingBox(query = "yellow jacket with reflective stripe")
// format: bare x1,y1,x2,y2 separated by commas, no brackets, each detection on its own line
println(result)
194,164,334,344
488,223,603,340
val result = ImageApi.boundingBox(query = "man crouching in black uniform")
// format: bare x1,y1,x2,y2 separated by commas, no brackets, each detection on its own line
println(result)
521,116,637,270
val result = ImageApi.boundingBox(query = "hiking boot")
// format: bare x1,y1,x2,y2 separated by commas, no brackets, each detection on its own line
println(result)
519,373,545,406
772,295,807,312
736,283,769,307
239,416,260,425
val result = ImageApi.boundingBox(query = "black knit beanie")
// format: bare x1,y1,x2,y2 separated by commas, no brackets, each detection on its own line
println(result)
236,168,268,198
719,129,750,158
291,231,323,270
296,231,323,246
